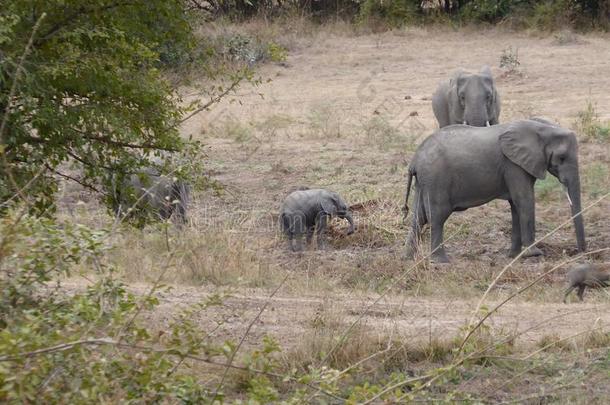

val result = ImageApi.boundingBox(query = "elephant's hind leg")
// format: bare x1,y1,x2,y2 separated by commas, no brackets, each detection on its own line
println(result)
577,285,586,301
563,286,575,303
429,207,451,263
284,213,306,252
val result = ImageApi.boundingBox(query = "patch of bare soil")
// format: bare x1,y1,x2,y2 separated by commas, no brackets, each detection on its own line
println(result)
61,279,609,352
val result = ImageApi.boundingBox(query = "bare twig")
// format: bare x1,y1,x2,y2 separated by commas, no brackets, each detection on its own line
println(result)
318,224,465,369
522,323,605,361
0,165,47,209
45,165,102,194
115,249,177,343
70,127,180,152
178,77,243,125
211,273,289,401
468,192,609,329
0,337,343,401
367,248,609,404
461,192,609,353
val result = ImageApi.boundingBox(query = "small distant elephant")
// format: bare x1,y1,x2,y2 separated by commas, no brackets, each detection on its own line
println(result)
432,66,501,128
403,119,586,263
280,188,354,251
563,263,609,303
112,168,190,225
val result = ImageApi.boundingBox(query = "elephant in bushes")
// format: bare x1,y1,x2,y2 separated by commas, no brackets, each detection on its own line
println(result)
280,188,354,251
112,168,190,225
403,119,586,263
432,66,501,128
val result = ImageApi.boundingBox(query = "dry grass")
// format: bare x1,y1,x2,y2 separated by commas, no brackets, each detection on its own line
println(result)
54,21,610,402
280,302,459,376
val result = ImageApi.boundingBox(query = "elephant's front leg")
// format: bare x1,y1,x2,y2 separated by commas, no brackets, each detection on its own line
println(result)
293,236,305,252
508,200,522,257
515,192,543,258
314,213,329,249
305,226,314,248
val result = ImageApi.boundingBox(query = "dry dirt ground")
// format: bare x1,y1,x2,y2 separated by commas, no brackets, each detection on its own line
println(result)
66,28,610,357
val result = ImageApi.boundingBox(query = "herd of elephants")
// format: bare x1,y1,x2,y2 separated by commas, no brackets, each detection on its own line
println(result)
114,66,608,302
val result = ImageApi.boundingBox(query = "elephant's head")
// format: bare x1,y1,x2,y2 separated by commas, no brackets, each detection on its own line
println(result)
322,193,355,235
499,120,586,252
452,66,498,127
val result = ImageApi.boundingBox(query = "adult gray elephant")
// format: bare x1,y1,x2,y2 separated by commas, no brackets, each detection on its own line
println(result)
280,188,354,251
112,167,190,225
432,66,501,128
403,119,585,263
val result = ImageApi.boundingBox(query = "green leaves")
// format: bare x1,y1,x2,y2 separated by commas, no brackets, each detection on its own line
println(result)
0,0,195,214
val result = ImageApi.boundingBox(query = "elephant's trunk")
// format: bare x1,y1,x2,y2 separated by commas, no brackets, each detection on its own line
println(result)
463,109,488,127
345,212,355,235
566,175,586,252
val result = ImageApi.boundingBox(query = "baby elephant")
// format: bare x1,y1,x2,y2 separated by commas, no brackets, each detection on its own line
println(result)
280,189,354,251
563,263,609,303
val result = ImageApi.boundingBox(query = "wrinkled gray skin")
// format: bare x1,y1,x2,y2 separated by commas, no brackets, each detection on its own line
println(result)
432,66,501,128
113,167,190,224
280,189,354,251
403,119,586,263
563,263,609,303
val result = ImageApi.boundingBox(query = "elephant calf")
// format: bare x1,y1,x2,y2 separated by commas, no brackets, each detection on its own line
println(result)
432,66,501,128
404,119,585,263
112,168,190,225
563,263,609,303
280,188,354,251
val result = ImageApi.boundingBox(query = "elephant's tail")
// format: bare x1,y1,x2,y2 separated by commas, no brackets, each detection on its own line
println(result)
402,167,415,221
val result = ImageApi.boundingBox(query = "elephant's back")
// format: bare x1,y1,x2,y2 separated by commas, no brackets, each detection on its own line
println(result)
281,189,325,214
438,125,501,149
411,125,503,173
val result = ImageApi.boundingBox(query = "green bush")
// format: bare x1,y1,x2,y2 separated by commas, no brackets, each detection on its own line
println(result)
0,210,278,402
0,1,194,216
527,0,574,30
358,0,421,28
574,99,610,143
460,0,520,23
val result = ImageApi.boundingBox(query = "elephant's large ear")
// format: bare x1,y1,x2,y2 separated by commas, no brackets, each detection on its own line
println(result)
480,65,493,77
321,196,338,216
480,66,495,90
449,69,465,89
499,122,547,180
529,117,557,127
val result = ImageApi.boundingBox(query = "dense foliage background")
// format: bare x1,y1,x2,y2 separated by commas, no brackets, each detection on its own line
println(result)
189,0,610,28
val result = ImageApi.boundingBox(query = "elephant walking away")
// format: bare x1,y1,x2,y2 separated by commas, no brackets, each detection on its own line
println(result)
280,188,354,251
432,66,501,128
404,119,585,263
